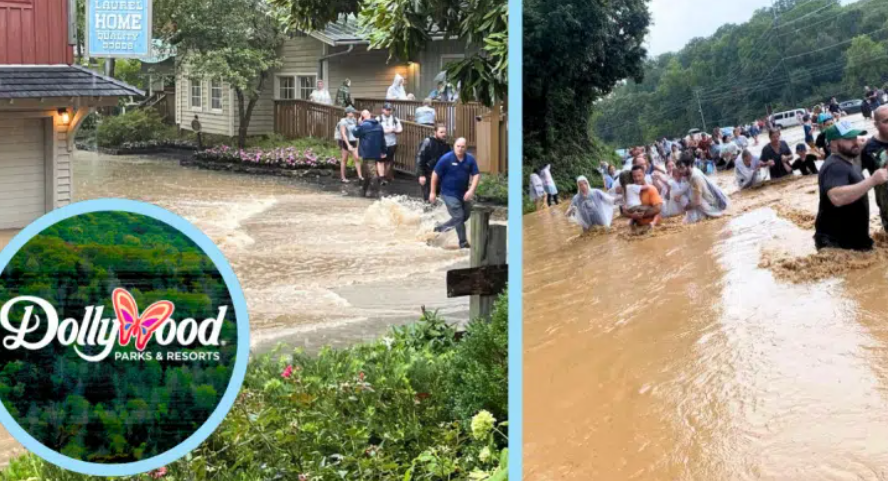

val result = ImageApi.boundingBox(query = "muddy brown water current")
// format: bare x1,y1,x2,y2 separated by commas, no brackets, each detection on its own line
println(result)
526,114,888,480
0,150,491,467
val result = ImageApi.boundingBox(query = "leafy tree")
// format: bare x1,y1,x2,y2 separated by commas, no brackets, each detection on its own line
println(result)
271,0,507,105
524,0,650,190
844,35,888,93
155,0,285,148
589,0,888,149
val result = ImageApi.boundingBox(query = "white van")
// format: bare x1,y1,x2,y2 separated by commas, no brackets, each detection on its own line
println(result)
771,109,807,129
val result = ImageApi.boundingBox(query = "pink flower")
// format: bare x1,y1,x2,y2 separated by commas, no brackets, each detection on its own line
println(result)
149,467,168,479
282,365,294,379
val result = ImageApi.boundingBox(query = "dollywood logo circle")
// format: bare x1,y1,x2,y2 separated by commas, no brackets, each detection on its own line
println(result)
0,200,249,476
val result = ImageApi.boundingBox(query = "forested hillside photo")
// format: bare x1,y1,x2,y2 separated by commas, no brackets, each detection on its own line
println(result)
0,212,238,463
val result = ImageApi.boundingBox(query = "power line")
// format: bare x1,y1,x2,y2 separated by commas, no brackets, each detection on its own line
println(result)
784,24,888,60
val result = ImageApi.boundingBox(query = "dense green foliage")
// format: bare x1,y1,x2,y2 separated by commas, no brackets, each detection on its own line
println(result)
95,110,167,148
272,0,507,106
2,293,509,481
592,0,888,146
476,174,509,205
0,213,237,463
523,0,650,194
448,294,508,422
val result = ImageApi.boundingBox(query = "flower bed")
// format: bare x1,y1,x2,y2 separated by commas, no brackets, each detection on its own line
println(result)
195,145,340,170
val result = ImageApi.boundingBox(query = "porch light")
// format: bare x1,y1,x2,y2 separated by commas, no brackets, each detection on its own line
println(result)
58,108,70,124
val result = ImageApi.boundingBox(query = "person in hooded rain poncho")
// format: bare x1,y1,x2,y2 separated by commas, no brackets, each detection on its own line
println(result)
659,159,690,218
309,80,333,105
565,176,616,231
677,152,730,223
386,74,408,100
735,149,769,189
336,79,354,108
529,169,546,210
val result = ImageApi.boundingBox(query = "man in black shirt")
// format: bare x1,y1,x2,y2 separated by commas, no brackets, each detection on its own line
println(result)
861,105,888,231
760,129,794,179
815,113,835,158
815,120,887,251
415,124,451,202
828,97,842,118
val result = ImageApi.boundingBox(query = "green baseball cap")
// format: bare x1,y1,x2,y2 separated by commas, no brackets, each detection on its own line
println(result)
824,120,867,143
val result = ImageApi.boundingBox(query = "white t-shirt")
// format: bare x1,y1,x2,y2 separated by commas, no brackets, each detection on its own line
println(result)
309,89,332,105
625,184,643,208
377,114,402,147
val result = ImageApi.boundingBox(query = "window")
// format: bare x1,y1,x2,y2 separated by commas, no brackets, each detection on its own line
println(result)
211,80,223,111
190,79,202,109
279,77,295,100
298,75,316,100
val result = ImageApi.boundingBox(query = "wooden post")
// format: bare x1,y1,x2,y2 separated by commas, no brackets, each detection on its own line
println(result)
469,206,507,319
486,101,502,175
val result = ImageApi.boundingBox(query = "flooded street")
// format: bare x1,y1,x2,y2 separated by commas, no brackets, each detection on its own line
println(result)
71,150,474,349
524,113,888,480
0,150,482,467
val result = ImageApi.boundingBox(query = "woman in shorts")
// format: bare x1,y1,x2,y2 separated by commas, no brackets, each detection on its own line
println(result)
335,106,363,183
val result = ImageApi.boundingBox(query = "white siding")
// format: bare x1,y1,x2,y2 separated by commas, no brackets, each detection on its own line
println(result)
0,118,46,229
416,39,475,98
327,45,410,99
232,75,275,136
175,68,234,137
55,121,71,207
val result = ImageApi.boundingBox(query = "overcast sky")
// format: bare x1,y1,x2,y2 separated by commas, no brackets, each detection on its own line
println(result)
646,0,858,56
645,0,775,56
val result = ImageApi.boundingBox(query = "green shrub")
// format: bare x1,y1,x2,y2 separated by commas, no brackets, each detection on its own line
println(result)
448,291,509,425
95,110,167,148
1,294,510,481
477,174,508,205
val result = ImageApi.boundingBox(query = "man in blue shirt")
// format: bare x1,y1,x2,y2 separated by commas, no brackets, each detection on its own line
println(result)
430,137,480,248
352,110,387,198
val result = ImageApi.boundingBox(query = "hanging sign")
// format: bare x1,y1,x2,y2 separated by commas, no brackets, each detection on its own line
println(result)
86,0,153,58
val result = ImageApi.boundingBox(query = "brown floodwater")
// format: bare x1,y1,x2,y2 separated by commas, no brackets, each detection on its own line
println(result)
524,122,888,479
0,149,487,467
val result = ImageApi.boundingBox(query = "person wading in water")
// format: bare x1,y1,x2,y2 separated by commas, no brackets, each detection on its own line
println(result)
861,105,888,233
415,124,451,203
814,120,888,251
430,137,480,249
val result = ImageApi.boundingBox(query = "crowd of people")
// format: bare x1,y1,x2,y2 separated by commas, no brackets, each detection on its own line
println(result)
308,74,458,110
331,100,478,249
555,92,888,253
546,137,734,234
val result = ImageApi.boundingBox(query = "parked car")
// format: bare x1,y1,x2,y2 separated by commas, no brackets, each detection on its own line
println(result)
839,99,864,114
771,108,808,129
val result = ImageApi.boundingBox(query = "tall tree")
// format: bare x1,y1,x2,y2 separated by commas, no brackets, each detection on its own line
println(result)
156,0,284,148
524,0,650,188
586,0,888,147
271,0,507,106
844,35,888,93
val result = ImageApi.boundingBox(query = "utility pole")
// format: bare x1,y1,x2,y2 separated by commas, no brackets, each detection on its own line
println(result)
774,5,795,105
695,88,707,132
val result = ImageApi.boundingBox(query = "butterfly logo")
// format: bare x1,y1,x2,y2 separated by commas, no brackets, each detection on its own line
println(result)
111,288,175,351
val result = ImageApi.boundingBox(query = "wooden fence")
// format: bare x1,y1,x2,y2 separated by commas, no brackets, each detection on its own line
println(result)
275,99,433,175
274,99,343,141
